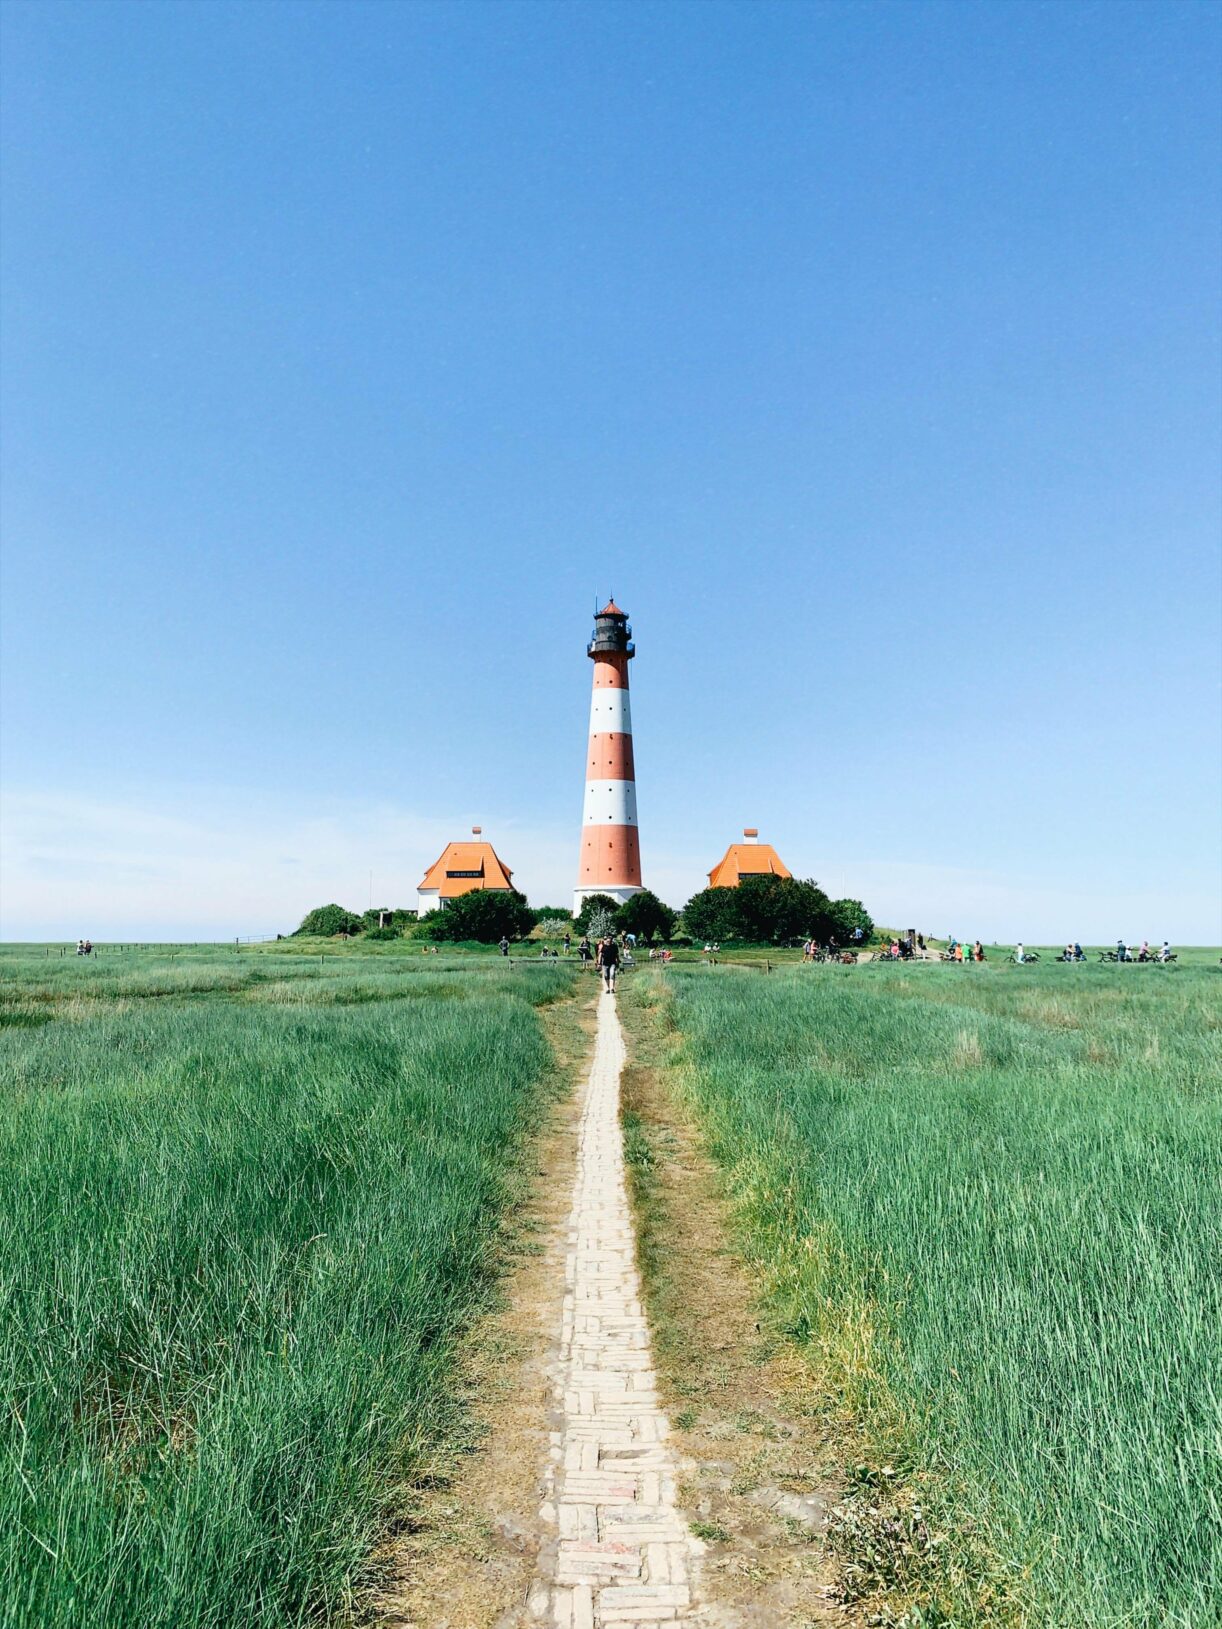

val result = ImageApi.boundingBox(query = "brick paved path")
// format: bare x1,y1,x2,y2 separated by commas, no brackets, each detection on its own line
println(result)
532,989,696,1627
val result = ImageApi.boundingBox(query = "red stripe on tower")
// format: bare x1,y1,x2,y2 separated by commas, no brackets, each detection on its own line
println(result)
574,600,643,915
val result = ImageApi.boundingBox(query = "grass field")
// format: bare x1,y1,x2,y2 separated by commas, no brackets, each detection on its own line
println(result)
0,945,576,1629
4,940,1218,1626
641,958,1222,1626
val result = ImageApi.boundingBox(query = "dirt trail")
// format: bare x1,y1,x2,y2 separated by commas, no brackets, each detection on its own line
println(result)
535,988,698,1624
374,977,854,1627
374,986,701,1626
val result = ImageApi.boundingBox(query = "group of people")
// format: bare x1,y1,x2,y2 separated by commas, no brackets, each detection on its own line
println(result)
499,929,631,989
871,935,931,960
1016,938,1173,957
75,939,93,956
945,938,986,962
1113,939,1173,962
515,931,575,959
866,933,936,961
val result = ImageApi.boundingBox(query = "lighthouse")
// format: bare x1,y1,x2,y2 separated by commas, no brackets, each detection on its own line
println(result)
574,600,643,915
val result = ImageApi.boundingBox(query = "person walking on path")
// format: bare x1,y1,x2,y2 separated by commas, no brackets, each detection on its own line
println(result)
563,932,571,956
597,934,620,993
578,935,591,964
498,936,510,957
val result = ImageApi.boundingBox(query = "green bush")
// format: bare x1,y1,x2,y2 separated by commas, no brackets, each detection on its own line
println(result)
679,887,742,944
828,897,874,945
681,876,863,945
615,890,676,942
294,904,364,938
361,907,416,930
421,889,536,944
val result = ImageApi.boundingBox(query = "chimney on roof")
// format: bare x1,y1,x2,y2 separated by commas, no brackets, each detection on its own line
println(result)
472,826,482,835
743,827,759,843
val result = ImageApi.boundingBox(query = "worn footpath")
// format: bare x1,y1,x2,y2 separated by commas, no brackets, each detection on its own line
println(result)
376,976,852,1628
531,988,699,1627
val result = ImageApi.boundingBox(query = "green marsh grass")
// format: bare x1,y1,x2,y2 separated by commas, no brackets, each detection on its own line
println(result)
0,946,575,1628
652,961,1222,1626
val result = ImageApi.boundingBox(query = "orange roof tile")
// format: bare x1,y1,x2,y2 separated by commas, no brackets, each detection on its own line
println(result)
707,841,792,889
418,840,514,898
599,600,624,616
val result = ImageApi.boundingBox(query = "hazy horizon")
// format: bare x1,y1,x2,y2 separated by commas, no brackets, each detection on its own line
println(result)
3,781,1217,945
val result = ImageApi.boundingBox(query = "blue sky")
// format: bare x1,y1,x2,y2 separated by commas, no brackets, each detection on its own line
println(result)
2,0,1219,941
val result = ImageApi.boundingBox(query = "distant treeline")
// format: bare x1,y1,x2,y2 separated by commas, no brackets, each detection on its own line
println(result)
294,876,874,947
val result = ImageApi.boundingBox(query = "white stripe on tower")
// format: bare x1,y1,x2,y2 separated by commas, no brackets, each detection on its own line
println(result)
582,780,639,826
588,688,633,733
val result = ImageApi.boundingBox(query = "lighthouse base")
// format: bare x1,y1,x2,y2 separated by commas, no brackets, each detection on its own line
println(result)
573,884,643,916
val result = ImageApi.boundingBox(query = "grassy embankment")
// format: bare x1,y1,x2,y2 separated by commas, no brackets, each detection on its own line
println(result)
0,944,577,1629
633,959,1222,1627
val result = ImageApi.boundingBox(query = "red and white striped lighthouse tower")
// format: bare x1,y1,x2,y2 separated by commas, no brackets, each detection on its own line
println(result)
574,600,643,915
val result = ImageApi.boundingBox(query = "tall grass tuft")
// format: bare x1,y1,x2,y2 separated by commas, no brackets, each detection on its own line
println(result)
658,963,1222,1626
0,950,575,1628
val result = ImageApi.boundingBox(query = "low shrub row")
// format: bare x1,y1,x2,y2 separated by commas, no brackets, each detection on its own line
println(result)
293,876,875,948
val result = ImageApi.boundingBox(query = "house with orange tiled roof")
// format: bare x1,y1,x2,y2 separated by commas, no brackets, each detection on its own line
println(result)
707,829,792,889
416,827,515,917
